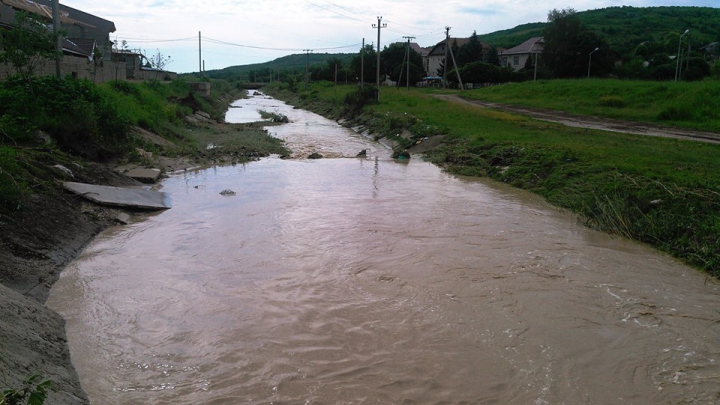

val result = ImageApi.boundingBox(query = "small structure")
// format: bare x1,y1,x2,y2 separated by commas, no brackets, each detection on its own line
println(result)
500,37,544,72
701,42,719,62
111,50,177,81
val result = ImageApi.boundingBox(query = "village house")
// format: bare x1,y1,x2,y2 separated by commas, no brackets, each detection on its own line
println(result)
425,37,469,77
0,0,175,82
500,36,543,71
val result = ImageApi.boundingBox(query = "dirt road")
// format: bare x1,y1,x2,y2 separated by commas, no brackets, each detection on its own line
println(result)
435,94,720,144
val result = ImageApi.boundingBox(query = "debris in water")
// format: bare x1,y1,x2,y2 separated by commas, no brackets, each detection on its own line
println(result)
219,189,236,196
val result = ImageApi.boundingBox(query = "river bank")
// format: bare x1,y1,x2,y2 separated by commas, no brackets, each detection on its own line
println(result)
263,83,720,276
0,85,286,403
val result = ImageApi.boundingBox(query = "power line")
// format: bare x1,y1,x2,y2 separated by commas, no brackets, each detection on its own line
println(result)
204,36,361,52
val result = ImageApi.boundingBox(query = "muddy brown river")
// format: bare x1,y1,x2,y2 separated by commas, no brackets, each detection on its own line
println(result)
47,92,720,404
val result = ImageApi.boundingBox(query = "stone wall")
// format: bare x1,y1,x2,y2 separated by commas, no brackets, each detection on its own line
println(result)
0,55,127,83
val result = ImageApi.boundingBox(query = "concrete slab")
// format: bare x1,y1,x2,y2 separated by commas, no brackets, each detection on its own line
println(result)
63,182,171,210
125,168,162,183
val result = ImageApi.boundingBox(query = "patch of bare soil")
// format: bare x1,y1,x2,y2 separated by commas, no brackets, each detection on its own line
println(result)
435,94,720,144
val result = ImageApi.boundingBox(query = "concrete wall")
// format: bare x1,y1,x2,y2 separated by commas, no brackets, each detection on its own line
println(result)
135,68,178,81
1,55,127,83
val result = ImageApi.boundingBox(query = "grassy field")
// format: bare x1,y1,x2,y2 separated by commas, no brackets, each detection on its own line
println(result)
458,79,720,133
267,81,720,275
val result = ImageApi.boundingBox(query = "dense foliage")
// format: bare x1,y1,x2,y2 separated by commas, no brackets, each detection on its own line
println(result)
542,9,613,78
0,76,130,160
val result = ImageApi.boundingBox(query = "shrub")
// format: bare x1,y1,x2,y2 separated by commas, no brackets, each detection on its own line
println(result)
598,95,626,108
343,85,376,116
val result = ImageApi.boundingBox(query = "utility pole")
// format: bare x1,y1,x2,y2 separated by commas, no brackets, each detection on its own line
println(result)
303,49,312,90
198,31,202,73
403,36,415,90
360,38,365,85
372,16,387,102
442,27,449,88
444,27,464,90
52,0,61,77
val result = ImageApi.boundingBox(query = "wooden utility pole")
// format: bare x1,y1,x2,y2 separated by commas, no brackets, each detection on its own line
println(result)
442,27,449,88
360,38,364,85
444,27,464,90
303,49,312,90
52,0,61,77
372,16,387,102
403,36,415,90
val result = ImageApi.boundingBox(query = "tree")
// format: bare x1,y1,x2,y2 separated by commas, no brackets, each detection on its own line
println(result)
144,48,172,71
457,31,484,67
0,11,60,81
349,44,376,83
542,8,611,78
487,45,501,66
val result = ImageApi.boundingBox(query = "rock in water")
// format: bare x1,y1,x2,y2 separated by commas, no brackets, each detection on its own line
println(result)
219,189,236,196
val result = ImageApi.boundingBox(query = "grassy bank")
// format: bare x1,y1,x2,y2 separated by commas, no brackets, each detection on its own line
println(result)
460,79,720,133
0,77,288,217
266,82,720,276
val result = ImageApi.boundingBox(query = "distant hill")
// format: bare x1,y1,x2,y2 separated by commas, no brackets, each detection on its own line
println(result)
478,6,720,57
201,52,354,81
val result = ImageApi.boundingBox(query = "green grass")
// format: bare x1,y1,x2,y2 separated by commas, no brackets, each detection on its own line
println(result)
271,82,720,275
458,79,720,132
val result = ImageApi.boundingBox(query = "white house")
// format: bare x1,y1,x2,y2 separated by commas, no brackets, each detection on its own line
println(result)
500,37,543,71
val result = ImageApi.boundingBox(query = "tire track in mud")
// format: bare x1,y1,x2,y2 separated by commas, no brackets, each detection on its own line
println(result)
435,94,720,144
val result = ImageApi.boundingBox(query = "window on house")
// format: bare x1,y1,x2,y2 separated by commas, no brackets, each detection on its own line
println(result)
513,56,519,66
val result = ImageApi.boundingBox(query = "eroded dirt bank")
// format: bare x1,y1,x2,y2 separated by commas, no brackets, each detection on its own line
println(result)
1,163,141,405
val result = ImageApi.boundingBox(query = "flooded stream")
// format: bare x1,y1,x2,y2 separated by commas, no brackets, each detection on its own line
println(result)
48,91,720,404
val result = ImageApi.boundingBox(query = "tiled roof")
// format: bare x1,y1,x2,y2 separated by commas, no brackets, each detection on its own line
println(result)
500,37,544,56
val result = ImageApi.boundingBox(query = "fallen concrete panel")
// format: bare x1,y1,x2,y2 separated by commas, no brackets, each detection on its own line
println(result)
125,168,161,183
63,182,171,210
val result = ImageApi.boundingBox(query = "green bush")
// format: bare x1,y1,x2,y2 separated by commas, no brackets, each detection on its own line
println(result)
0,146,27,213
0,76,131,160
598,95,626,108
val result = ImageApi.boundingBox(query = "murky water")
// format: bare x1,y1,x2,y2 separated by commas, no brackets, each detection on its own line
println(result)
48,92,720,404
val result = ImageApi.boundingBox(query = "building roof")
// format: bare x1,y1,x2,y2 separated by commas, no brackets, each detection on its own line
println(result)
427,38,471,57
500,37,544,56
409,43,431,57
0,0,77,24
25,0,116,40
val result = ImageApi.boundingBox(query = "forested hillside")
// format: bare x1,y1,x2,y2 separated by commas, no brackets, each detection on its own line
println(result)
479,6,720,58
202,53,353,81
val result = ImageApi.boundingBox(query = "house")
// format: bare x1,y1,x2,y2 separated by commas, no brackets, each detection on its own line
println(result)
0,0,115,60
500,37,543,71
424,37,492,76
425,37,469,77
701,42,719,61
0,0,124,81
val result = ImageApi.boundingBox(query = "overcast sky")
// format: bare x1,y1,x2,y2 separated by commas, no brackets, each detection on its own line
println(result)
63,0,717,73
